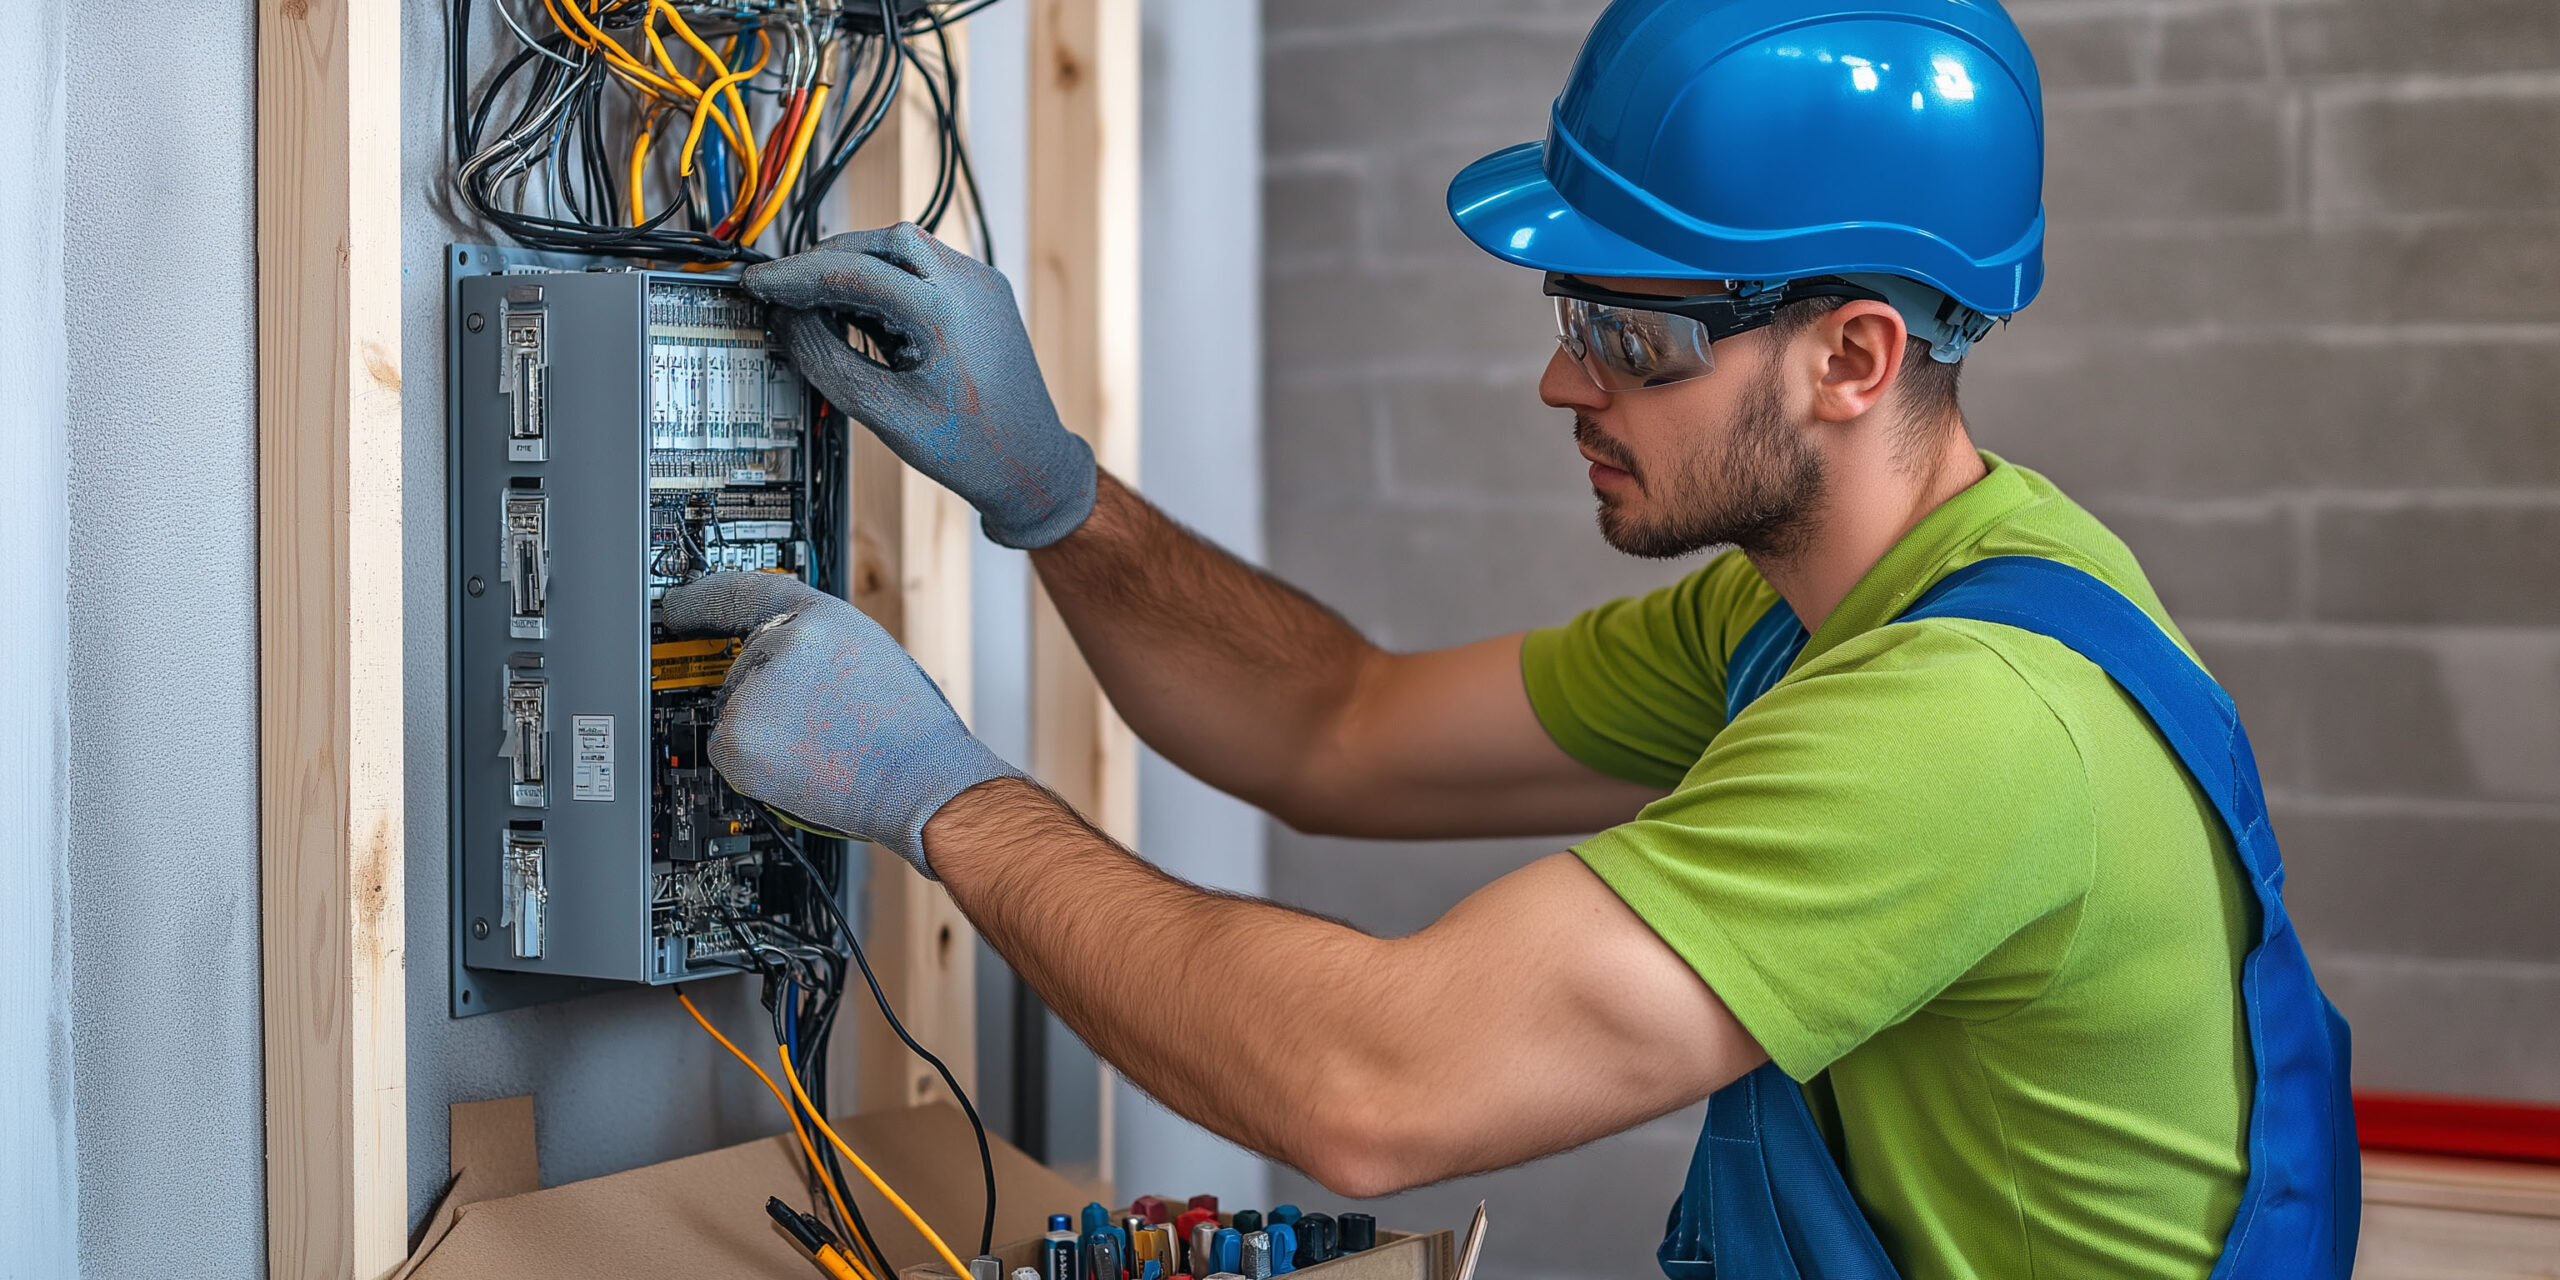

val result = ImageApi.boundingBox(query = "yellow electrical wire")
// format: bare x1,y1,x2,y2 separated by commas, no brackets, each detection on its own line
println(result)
676,993,879,1280
542,0,752,163
648,2,763,195
741,83,831,247
776,1044,974,1280
629,114,657,227
544,0,679,98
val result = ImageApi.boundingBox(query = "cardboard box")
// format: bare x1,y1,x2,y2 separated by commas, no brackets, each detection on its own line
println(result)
398,1099,1105,1279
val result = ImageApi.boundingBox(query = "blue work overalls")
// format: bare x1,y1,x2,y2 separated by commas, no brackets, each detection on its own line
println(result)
1656,557,2360,1280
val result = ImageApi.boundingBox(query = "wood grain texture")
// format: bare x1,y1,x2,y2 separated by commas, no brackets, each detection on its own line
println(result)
1027,0,1139,1183
2357,1152,2560,1279
837,42,981,1117
257,0,406,1274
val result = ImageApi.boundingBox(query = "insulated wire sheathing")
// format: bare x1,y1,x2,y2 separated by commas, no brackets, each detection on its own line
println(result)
777,1041,975,1280
676,990,876,1279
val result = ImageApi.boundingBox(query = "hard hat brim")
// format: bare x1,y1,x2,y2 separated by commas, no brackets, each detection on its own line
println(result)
1449,137,2043,315
1447,142,1707,281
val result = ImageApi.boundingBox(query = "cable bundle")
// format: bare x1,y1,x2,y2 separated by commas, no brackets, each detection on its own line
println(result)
679,815,997,1280
447,0,997,265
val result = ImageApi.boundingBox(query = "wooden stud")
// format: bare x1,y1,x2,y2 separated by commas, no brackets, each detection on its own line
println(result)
257,0,407,1273
837,33,983,1117
1027,0,1141,1184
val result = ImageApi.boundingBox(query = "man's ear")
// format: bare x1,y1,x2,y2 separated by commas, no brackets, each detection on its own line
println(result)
1808,300,1910,424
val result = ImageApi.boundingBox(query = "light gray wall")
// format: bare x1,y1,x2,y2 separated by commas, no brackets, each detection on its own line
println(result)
1115,0,1273,1212
59,0,268,1274
1,1,77,1274
1970,0,2560,1107
1260,0,2560,1274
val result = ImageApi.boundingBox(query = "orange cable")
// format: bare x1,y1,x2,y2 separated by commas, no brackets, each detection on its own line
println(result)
675,992,876,1279
776,1043,974,1280
742,83,830,247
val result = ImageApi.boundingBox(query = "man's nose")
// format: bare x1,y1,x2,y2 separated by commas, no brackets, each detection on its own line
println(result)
1539,344,1608,411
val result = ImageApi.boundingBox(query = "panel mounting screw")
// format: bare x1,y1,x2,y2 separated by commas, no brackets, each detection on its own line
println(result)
472,918,491,939
467,576,487,597
467,312,486,332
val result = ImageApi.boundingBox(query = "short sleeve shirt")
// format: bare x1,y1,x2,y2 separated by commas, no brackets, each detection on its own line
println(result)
1522,454,2254,1279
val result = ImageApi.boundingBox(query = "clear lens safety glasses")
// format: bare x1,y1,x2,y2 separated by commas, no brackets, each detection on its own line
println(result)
1552,294,1718,392
1544,273,1888,393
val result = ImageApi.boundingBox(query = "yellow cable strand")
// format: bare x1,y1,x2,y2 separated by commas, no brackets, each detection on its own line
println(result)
547,0,683,99
675,993,877,1280
742,83,830,247
629,116,656,227
777,1043,974,1280
654,3,764,201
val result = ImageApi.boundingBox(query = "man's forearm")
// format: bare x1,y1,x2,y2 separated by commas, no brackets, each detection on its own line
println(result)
1029,473,1380,820
927,776,1436,1192
924,777,1756,1196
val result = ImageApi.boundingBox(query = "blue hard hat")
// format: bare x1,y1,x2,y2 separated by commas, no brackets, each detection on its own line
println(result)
1449,0,2046,320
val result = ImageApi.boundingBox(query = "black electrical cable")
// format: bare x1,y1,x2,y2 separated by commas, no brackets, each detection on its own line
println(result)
761,807,999,1257
715,905,894,1280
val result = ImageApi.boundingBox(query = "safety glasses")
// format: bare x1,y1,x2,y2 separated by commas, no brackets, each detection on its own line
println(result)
1544,273,1886,392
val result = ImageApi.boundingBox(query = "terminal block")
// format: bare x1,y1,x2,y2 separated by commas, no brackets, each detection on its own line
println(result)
500,286,549,461
501,486,548,639
501,827,548,959
500,666,547,808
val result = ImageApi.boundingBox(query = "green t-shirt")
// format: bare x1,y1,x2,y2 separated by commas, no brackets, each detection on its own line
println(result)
1522,454,2253,1279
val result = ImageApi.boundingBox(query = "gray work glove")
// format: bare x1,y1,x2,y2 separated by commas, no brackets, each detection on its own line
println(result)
742,224,1098,550
659,571,1020,878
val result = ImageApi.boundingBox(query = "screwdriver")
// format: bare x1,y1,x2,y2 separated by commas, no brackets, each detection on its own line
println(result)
766,1197,864,1280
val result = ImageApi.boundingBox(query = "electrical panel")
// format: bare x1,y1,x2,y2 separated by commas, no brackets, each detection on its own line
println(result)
450,250,848,1007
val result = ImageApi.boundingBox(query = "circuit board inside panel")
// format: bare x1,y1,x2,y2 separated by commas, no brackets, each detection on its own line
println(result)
643,280,831,982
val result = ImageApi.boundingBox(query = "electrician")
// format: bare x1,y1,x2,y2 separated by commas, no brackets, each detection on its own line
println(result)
665,0,2358,1275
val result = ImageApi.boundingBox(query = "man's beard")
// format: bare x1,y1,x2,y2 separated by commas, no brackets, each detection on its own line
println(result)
1578,361,1825,560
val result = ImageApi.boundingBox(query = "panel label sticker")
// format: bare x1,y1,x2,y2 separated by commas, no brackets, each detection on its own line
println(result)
572,715,615,802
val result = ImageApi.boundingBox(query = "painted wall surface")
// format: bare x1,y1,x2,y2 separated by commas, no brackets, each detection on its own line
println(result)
1260,0,2560,1275
59,0,268,1274
1116,0,1273,1212
3,0,77,1275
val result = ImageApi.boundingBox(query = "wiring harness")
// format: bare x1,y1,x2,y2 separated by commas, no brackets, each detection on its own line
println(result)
447,0,997,265
680,810,998,1280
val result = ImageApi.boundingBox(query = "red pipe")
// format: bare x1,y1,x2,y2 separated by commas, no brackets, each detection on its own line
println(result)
2356,1091,2560,1165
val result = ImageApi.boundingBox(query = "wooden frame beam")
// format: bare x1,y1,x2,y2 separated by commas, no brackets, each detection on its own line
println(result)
1028,0,1141,1184
840,39,983,1116
257,0,407,1273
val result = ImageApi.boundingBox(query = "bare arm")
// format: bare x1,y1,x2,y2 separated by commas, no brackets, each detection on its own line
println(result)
927,777,1767,1195
1029,472,1662,838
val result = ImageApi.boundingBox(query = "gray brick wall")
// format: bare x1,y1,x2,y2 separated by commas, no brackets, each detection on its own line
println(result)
1260,0,2560,1273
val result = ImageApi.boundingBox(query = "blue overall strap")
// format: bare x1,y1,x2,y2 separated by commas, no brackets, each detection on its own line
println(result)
1656,558,2359,1280
1899,556,2359,1279
1660,596,1900,1280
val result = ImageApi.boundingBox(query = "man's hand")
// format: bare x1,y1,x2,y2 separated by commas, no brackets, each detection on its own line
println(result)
742,224,1097,550
658,571,1020,876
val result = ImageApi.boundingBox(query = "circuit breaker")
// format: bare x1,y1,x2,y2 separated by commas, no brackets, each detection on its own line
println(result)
450,251,848,1003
